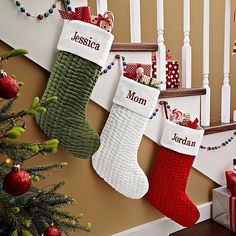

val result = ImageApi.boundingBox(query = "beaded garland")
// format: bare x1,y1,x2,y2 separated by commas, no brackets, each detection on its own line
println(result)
200,131,236,151
150,102,171,119
100,54,127,76
14,0,72,21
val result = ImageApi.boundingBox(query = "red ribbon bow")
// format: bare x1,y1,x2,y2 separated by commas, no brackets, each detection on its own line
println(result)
59,7,92,22
124,72,136,79
92,14,111,27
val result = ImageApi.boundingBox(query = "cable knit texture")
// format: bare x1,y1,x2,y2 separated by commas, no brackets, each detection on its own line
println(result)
147,147,200,227
36,51,101,158
92,104,149,199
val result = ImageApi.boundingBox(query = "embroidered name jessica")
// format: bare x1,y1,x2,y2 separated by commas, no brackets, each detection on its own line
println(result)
126,90,147,106
71,31,100,51
171,133,196,147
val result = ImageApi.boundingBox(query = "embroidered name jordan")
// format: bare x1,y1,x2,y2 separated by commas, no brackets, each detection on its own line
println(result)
171,133,196,147
71,31,100,51
126,90,147,106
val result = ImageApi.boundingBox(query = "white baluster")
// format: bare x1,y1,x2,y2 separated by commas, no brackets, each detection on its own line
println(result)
129,0,141,43
201,0,211,126
157,0,166,90
96,0,108,14
221,0,231,123
233,110,236,121
182,0,192,88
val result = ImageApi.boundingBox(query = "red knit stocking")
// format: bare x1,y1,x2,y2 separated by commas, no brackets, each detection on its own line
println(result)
147,120,204,227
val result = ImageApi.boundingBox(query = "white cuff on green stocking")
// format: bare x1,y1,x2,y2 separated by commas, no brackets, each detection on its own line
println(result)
92,76,160,199
58,20,114,67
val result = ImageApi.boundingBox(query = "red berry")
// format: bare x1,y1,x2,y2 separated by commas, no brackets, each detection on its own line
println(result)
0,76,19,99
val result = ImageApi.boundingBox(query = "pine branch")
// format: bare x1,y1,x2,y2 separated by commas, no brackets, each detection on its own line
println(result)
0,98,17,115
26,163,64,180
26,163,63,173
55,220,90,232
44,207,77,221
0,109,28,124
31,217,48,236
28,224,40,236
0,140,33,163
31,191,75,209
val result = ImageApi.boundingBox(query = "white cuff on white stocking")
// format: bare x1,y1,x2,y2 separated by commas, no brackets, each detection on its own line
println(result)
113,76,160,117
161,119,204,156
57,20,114,67
92,76,160,199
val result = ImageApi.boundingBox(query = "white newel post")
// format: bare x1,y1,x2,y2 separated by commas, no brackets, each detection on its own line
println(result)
201,0,211,126
157,0,166,90
182,0,192,88
221,0,231,123
129,0,141,43
96,0,108,14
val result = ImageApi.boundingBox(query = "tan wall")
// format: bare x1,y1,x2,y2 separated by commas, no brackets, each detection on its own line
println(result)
0,1,225,234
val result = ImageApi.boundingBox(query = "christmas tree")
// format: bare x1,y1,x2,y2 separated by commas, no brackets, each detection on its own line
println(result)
0,49,91,236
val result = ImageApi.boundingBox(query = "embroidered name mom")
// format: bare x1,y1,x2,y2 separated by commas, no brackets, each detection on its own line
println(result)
126,90,147,106
171,133,196,147
71,31,100,51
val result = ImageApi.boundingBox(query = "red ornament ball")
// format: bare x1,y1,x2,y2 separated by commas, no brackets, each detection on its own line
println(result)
43,226,61,236
3,168,32,196
0,76,19,99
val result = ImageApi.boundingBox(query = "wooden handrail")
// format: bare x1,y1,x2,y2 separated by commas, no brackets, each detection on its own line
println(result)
203,118,236,135
160,88,206,99
111,43,158,52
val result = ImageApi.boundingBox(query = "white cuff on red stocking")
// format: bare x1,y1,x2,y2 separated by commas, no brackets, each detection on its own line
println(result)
161,119,204,156
57,20,114,67
92,76,160,199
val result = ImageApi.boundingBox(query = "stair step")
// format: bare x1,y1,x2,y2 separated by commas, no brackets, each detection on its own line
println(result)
203,117,236,135
111,43,158,52
170,219,234,236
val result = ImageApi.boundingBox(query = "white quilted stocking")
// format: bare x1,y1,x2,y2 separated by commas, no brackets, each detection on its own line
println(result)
92,76,160,199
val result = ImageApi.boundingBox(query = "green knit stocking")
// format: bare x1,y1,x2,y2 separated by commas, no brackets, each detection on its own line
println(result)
36,51,101,158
